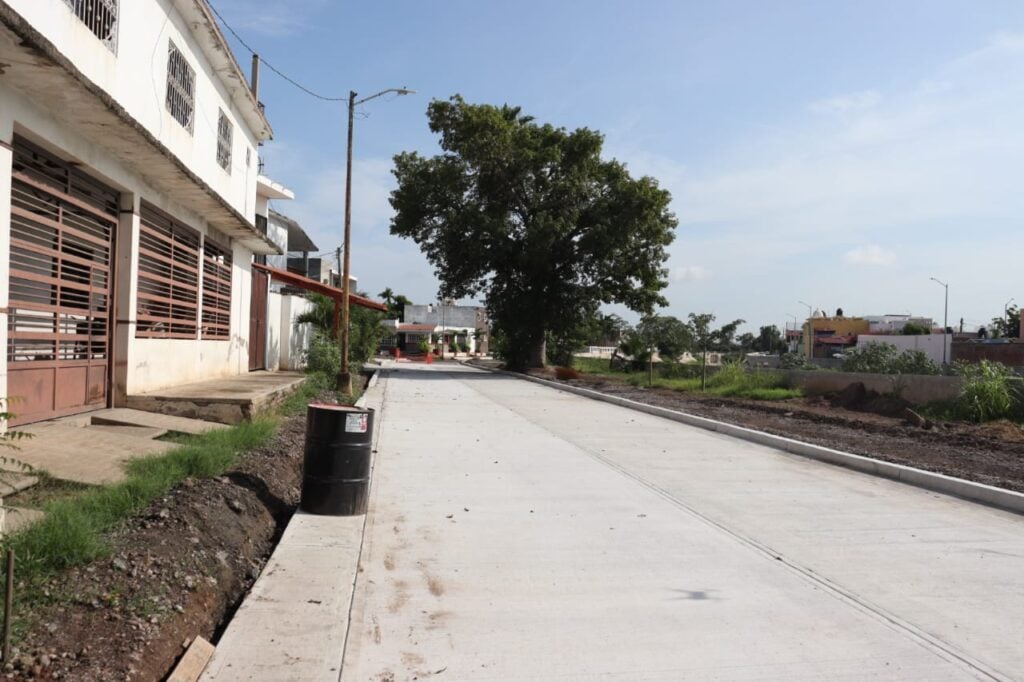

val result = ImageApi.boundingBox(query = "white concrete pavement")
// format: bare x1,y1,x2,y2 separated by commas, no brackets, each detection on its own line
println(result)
341,363,1024,681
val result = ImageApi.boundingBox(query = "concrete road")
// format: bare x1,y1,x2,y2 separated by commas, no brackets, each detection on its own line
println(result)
341,364,1024,681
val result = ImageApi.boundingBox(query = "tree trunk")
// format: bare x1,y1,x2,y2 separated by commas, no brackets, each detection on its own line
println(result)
528,334,547,368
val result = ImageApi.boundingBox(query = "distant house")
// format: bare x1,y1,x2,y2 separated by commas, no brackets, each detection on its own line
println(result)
0,0,286,424
384,303,490,355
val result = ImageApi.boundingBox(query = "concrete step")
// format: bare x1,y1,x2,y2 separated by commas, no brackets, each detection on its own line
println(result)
90,408,227,435
0,473,40,497
88,424,168,440
0,505,44,536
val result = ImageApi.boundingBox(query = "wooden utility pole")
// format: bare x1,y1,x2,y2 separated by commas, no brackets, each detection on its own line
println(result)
338,91,356,394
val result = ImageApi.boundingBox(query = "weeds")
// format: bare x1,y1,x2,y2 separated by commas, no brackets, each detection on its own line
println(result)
954,360,1021,423
617,360,800,400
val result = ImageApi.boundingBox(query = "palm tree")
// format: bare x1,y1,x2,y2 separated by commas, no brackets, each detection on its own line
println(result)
378,288,395,307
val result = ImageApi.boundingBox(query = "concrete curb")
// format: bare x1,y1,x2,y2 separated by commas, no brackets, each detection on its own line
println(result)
465,363,1024,517
201,370,382,681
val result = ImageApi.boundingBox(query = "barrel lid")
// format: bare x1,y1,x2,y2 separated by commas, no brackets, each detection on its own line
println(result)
307,403,371,413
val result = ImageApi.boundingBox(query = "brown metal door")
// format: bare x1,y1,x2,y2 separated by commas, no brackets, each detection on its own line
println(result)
248,268,268,370
6,138,117,425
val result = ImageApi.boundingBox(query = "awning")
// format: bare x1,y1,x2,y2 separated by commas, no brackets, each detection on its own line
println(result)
253,263,388,312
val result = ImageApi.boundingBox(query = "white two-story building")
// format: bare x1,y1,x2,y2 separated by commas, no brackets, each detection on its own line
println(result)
0,0,284,425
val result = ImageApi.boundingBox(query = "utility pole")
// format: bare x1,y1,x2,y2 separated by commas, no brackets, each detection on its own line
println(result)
930,277,949,365
333,246,342,341
338,87,415,394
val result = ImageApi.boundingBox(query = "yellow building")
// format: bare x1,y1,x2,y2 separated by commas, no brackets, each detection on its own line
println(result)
803,315,870,358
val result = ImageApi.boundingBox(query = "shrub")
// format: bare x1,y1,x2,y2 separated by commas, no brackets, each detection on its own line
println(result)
954,360,1020,423
306,332,341,378
902,322,931,335
781,353,815,370
418,337,432,354
891,350,940,376
842,342,899,373
842,343,940,376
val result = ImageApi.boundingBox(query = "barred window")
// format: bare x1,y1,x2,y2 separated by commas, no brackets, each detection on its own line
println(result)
216,110,233,172
201,239,233,340
137,204,200,338
165,41,195,134
63,0,119,51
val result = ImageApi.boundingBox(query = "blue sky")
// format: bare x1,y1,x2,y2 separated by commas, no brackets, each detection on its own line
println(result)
214,0,1024,332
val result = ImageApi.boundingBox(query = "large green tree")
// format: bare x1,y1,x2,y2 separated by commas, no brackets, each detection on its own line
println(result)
389,96,677,369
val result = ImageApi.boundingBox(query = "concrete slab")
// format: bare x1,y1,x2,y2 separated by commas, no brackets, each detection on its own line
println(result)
12,420,175,484
89,408,227,435
126,372,306,425
340,365,1022,681
200,513,366,682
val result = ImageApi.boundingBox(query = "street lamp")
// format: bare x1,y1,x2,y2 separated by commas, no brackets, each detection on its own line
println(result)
930,277,949,365
798,300,813,360
338,87,416,393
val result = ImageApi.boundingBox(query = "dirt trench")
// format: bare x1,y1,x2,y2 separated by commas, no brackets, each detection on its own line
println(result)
2,405,314,681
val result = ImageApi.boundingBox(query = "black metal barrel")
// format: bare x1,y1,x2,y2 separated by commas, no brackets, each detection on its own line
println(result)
300,404,375,516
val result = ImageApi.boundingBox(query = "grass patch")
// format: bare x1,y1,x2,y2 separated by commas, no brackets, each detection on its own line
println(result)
596,361,800,401
572,356,628,378
6,418,277,581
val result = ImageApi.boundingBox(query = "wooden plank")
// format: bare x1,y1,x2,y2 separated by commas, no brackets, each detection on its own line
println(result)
167,636,215,682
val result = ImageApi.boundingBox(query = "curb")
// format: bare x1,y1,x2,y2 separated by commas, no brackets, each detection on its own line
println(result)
201,370,383,681
463,362,1024,516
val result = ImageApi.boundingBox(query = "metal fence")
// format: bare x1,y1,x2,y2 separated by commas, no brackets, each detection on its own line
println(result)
64,0,119,52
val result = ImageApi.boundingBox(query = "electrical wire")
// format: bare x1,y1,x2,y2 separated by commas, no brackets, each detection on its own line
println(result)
206,1,348,102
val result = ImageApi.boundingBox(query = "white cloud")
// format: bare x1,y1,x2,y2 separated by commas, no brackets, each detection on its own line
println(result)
843,244,896,267
809,90,881,115
672,265,709,282
215,0,328,37
606,32,1024,328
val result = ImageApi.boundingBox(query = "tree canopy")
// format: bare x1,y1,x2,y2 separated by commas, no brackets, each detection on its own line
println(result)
389,96,677,369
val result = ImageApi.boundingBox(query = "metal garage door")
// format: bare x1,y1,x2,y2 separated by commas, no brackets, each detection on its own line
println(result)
6,138,118,426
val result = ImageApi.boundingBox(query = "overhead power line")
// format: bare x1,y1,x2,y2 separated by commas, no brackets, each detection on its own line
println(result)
207,1,348,102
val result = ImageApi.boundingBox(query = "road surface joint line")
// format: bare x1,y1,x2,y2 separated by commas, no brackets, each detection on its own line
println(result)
456,363,1010,682
463,362,1024,517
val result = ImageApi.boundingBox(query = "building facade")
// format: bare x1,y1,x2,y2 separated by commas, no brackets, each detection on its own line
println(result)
0,0,282,424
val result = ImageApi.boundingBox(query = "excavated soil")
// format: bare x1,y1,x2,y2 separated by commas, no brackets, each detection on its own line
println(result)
528,368,1024,494
0,392,335,681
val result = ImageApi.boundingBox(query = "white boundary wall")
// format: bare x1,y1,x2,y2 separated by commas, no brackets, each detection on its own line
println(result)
857,334,951,365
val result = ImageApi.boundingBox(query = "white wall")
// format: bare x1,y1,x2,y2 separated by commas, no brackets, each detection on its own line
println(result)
265,215,289,273
266,291,283,371
6,0,262,220
273,294,314,371
857,334,952,365
125,242,254,393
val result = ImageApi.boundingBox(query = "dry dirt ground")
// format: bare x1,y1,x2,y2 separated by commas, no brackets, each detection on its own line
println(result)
1,398,322,681
524,368,1024,494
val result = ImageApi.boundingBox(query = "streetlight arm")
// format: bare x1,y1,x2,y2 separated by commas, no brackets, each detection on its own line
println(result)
353,88,416,107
